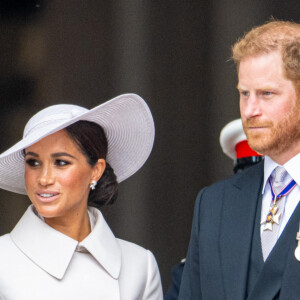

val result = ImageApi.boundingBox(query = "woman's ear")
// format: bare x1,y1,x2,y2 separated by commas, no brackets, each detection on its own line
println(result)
92,159,106,182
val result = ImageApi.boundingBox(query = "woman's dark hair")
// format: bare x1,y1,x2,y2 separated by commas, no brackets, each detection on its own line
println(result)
65,120,118,208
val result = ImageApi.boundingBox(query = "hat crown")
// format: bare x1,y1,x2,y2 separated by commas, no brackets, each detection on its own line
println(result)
24,104,88,138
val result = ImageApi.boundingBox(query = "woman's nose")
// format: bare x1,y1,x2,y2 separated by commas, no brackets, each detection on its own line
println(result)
39,165,54,186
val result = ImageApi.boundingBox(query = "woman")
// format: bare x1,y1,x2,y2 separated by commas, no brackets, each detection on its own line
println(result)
0,94,163,299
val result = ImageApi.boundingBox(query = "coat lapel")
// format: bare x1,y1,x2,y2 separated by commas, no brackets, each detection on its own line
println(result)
220,162,264,299
11,205,78,279
81,207,121,279
11,206,121,285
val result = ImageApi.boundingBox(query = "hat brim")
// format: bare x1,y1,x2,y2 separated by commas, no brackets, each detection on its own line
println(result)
0,94,155,194
219,118,246,160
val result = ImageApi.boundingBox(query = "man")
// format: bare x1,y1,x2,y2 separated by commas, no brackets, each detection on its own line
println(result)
165,119,262,300
178,20,300,300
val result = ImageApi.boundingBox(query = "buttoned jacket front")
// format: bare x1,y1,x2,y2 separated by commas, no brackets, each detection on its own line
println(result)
0,205,163,300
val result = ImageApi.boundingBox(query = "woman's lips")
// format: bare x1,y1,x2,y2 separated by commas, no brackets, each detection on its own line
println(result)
36,192,60,203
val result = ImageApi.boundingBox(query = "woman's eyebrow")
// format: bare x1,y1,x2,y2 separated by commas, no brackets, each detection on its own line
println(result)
51,152,77,159
24,151,77,159
24,151,38,157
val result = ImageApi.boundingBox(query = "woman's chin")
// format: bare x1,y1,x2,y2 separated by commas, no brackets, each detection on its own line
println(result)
34,204,61,219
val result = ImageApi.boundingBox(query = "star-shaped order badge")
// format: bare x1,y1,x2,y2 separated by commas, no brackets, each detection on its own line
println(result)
261,204,281,231
262,174,297,231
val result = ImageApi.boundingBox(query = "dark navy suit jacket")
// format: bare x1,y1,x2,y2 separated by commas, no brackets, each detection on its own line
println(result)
165,261,185,300
178,161,300,299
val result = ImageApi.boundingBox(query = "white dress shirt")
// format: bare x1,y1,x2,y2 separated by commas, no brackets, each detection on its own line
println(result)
0,205,163,300
261,154,300,239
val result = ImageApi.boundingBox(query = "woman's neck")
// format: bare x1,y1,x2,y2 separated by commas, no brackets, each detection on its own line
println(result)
44,209,91,242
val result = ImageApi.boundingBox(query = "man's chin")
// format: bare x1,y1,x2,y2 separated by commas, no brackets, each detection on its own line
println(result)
247,138,269,156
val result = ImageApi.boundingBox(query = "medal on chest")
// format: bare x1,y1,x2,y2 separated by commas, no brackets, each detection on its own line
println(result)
261,200,281,231
261,177,296,231
295,223,300,261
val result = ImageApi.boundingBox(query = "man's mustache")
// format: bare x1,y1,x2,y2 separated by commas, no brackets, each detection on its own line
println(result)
243,119,273,128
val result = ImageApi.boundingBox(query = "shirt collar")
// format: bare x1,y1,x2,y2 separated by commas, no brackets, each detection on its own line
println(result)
262,154,300,193
10,205,121,280
283,153,300,186
262,156,279,194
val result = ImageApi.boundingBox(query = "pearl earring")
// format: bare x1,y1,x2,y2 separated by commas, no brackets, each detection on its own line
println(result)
90,180,97,190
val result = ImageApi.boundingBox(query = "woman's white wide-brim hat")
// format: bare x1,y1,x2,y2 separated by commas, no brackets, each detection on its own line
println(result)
0,93,155,194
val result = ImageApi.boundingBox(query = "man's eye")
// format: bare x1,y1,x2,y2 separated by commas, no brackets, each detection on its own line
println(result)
25,159,39,167
55,160,70,166
263,91,272,96
240,91,249,97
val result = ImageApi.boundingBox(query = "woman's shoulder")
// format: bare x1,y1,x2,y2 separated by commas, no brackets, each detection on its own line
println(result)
117,238,153,257
0,234,12,249
116,239,163,298
116,238,158,269
0,234,18,268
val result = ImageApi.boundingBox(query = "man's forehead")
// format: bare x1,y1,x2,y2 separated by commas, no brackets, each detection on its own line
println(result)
238,52,285,79
240,50,282,64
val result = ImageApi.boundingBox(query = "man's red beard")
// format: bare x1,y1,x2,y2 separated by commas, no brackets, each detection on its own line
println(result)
242,106,300,158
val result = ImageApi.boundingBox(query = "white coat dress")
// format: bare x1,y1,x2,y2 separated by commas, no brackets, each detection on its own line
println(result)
0,205,163,300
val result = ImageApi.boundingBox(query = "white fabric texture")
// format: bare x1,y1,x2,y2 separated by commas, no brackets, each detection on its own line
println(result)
0,205,163,300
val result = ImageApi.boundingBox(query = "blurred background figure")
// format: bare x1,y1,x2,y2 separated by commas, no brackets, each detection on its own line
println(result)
165,118,262,300
220,118,263,174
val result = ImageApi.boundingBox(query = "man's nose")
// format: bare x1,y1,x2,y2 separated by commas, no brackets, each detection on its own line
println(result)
241,94,261,119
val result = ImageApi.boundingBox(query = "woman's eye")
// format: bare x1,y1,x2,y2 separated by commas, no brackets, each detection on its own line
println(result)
55,160,70,167
25,159,40,167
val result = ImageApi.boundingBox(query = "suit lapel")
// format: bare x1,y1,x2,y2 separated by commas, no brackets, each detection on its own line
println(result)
220,163,264,299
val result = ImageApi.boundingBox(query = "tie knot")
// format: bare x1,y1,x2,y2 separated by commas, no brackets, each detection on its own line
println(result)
272,166,287,184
